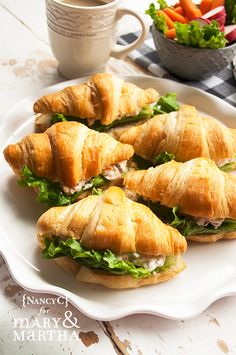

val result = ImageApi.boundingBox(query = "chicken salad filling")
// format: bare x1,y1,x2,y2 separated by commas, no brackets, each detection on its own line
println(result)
42,237,176,279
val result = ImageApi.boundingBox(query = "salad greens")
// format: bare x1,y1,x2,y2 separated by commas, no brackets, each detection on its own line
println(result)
133,151,175,170
89,105,153,132
219,157,236,172
51,113,68,124
146,2,228,49
153,152,175,166
170,208,236,236
51,92,180,132
51,105,153,132
140,199,236,236
153,92,180,114
146,3,168,33
132,155,153,170
42,237,176,279
175,20,228,49
91,187,103,195
156,0,168,10
134,152,236,173
18,165,107,207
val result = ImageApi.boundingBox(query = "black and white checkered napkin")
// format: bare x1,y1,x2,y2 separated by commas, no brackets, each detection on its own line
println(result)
119,31,236,108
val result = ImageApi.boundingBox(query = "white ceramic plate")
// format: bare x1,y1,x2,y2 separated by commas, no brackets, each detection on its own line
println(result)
1,75,236,321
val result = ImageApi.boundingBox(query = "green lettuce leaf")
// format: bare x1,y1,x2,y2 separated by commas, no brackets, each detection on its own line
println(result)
51,92,180,132
157,0,168,10
17,165,107,207
51,113,81,125
139,199,236,236
89,105,154,132
132,154,153,170
170,208,236,236
219,157,236,172
153,152,175,166
133,151,175,170
91,187,103,195
51,105,154,132
175,20,228,49
146,3,168,33
51,113,68,124
145,2,157,18
146,0,167,13
42,237,176,279
153,92,180,114
134,153,236,172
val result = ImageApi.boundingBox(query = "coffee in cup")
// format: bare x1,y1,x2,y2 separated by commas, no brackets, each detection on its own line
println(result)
46,0,149,78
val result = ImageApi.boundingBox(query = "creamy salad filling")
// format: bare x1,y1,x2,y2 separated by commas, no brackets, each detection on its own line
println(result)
102,160,127,181
42,237,176,279
117,253,166,272
136,197,236,238
35,113,52,130
216,157,236,167
63,160,128,195
63,180,93,195
192,217,225,229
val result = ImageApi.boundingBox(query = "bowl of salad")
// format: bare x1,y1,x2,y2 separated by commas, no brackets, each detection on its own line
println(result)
146,0,236,80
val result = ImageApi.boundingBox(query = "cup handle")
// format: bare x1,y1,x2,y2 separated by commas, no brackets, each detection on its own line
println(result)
110,8,149,59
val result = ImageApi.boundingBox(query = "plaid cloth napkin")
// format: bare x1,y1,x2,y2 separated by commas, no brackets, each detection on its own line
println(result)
119,31,236,108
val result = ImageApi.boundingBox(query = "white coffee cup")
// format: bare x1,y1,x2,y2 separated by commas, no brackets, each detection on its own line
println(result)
46,0,149,79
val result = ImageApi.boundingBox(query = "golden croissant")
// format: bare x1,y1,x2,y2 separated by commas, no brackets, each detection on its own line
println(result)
37,186,187,289
115,105,236,169
3,121,134,206
34,72,159,130
124,158,236,242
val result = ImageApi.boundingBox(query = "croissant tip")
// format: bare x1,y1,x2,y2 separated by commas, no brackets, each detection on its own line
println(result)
3,145,8,159
33,101,40,113
103,186,126,205
3,143,24,171
3,144,14,164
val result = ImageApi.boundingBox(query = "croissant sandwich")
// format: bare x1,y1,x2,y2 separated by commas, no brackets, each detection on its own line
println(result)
124,158,236,242
115,105,236,171
33,73,159,132
36,186,187,289
3,121,134,206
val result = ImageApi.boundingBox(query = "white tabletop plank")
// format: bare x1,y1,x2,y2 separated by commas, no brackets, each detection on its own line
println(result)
0,259,117,354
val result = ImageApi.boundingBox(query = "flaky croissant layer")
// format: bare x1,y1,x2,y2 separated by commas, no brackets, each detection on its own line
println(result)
33,73,159,125
37,186,187,256
3,121,134,188
124,158,236,219
116,105,236,163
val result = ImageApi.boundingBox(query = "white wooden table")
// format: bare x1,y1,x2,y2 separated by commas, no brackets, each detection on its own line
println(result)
1,1,236,354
